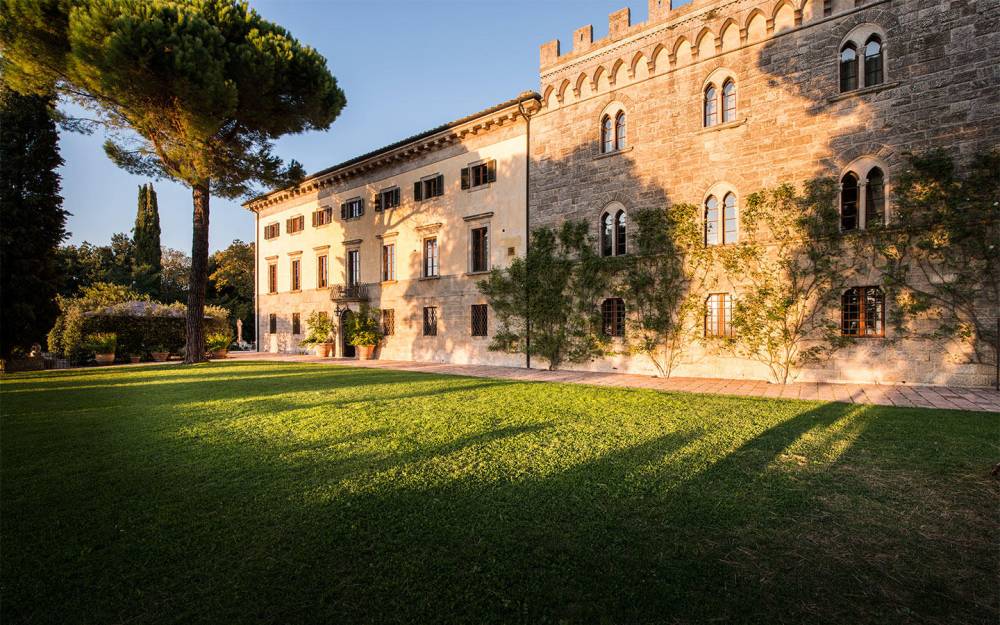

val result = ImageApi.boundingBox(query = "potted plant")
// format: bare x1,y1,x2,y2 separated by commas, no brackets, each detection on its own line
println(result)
300,311,335,357
206,332,232,359
346,305,383,360
150,344,170,362
129,353,142,364
84,332,117,365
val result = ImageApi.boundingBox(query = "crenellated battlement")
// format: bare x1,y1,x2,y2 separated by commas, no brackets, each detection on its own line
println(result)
539,0,715,71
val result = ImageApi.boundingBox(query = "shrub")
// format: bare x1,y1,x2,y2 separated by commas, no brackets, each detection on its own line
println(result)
206,332,232,352
300,311,335,346
82,332,116,354
346,305,383,347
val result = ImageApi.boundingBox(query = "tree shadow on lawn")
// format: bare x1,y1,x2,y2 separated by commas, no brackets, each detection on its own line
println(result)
3,385,996,625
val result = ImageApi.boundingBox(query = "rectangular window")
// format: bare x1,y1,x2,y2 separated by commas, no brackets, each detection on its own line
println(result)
423,237,439,278
705,293,733,338
286,215,305,234
267,263,278,294
423,306,438,336
841,286,884,337
414,174,444,201
292,313,301,335
823,0,832,16
341,197,364,220
264,223,280,239
381,243,395,281
375,187,400,212
313,207,333,227
347,249,360,286
290,258,301,291
461,160,497,190
471,226,489,273
471,304,488,337
317,254,328,288
268,313,277,334
381,309,395,336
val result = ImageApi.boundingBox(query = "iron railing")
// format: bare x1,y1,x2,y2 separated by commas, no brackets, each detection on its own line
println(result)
331,283,372,302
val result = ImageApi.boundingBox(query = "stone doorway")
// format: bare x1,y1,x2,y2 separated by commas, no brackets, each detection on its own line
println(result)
340,309,356,358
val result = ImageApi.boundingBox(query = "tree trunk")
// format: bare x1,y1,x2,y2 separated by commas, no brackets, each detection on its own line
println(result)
185,182,210,364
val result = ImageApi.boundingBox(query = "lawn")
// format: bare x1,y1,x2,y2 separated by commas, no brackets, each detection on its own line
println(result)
1,361,997,624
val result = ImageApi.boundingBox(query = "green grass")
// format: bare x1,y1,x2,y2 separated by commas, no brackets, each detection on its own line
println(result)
1,361,997,624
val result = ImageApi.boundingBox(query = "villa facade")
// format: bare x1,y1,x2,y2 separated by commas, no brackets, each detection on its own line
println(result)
246,0,999,386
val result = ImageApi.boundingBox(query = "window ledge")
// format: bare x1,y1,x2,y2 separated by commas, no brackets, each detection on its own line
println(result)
289,289,302,294
380,280,397,285
316,286,331,291
465,271,491,277
466,183,493,193
826,81,900,104
419,275,441,281
593,145,634,161
697,117,748,134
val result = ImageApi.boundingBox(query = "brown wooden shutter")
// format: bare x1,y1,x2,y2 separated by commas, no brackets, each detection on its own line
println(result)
435,174,444,197
414,181,422,201
340,203,347,219
359,197,365,216
461,167,470,190
487,160,497,183
374,193,382,212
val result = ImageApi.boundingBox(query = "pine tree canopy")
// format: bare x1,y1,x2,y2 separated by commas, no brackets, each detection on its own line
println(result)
0,0,345,196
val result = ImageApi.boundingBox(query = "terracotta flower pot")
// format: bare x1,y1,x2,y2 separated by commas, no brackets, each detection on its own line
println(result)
151,351,170,362
129,355,141,364
209,349,228,359
95,353,115,365
357,344,375,360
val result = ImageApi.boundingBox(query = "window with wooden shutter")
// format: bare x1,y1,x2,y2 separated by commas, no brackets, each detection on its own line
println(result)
487,159,496,183
434,174,444,197
377,187,399,211
461,167,470,190
269,313,277,334
340,203,347,220
413,181,423,202
374,193,382,212
292,313,301,335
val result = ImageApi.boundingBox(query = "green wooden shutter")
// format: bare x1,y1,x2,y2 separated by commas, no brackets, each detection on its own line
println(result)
435,174,444,197
414,181,423,201
487,160,497,183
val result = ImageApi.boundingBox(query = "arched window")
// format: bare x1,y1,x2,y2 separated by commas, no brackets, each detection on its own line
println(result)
600,211,614,256
704,84,718,127
615,210,627,256
704,195,719,245
615,111,627,150
865,167,885,227
840,172,859,231
839,43,858,92
841,287,884,337
864,35,883,87
721,80,736,123
602,298,625,337
601,115,613,153
722,193,738,243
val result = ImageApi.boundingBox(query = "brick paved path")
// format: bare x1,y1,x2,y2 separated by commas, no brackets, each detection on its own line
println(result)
229,352,1000,413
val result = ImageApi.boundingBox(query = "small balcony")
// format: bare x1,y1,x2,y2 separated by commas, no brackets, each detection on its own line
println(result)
331,283,372,302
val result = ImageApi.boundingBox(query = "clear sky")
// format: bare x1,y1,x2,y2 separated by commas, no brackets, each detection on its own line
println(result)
58,0,691,252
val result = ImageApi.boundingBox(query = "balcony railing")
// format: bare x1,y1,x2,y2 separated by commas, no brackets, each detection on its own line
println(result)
331,283,372,302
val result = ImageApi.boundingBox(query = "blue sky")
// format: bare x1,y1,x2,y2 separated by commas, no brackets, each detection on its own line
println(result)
59,0,676,252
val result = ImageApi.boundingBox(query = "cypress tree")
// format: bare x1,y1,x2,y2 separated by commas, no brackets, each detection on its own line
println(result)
132,183,162,295
0,87,68,356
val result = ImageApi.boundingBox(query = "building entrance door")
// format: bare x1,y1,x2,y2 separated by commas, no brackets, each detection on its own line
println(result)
341,309,356,358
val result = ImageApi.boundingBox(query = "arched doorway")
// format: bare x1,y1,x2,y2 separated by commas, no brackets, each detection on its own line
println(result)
340,309,356,358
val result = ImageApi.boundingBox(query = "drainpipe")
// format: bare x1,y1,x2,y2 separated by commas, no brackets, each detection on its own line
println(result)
517,95,533,370
254,208,260,352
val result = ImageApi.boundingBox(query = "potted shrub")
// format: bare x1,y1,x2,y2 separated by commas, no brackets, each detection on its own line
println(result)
84,332,117,365
300,311,335,357
346,305,383,360
150,344,170,362
206,332,232,359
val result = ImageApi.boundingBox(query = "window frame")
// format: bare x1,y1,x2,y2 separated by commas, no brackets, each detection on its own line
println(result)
840,172,860,231
863,35,884,88
839,42,859,93
704,293,734,338
470,226,489,273
601,298,626,338
290,258,301,292
346,249,360,286
601,114,614,154
286,215,305,234
292,312,301,336
422,306,438,337
423,237,439,278
381,309,395,336
704,84,718,127
268,313,277,335
841,286,885,338
381,242,396,282
267,262,278,294
721,79,737,123
263,223,280,240
317,254,328,288
375,187,400,212
313,207,333,227
471,304,488,337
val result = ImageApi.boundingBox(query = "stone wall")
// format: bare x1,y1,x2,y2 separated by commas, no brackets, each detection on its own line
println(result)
530,0,999,385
